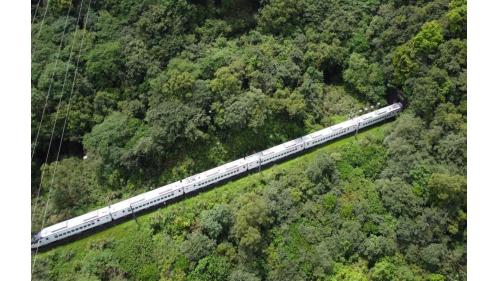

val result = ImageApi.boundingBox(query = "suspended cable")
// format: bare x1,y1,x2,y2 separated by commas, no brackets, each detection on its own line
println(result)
31,0,52,58
31,0,85,224
31,4,73,161
31,0,43,25
32,0,93,274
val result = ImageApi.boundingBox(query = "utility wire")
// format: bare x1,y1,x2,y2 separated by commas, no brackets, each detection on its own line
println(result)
31,4,73,161
31,0,43,25
31,0,52,58
31,0,85,223
32,0,93,274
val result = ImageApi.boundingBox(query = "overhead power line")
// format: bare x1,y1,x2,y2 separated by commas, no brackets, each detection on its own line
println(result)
32,0,94,274
31,0,85,224
31,4,73,161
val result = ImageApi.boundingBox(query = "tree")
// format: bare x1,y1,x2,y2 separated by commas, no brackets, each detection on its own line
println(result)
195,19,232,43
122,38,152,84
330,221,366,258
343,53,386,103
361,235,397,263
180,233,216,262
92,91,118,123
371,258,417,281
419,243,449,271
306,153,338,184
391,20,444,87
50,0,72,13
84,41,124,89
187,255,231,281
427,104,467,169
412,21,444,55
382,113,428,181
200,204,233,240
83,112,142,171
396,207,449,246
391,43,418,86
349,32,369,54
404,67,455,120
305,39,348,78
80,249,126,280
371,259,396,281
209,61,245,100
228,269,260,281
436,39,467,76
135,0,198,63
232,193,273,253
145,100,209,149
136,1,195,41
257,0,305,35
331,264,368,281
37,157,99,226
428,173,466,210
214,88,270,132
297,67,324,119
446,0,467,37
377,178,422,217
37,60,75,93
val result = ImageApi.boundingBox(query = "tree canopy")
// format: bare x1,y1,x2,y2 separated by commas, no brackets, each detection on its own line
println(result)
32,0,466,280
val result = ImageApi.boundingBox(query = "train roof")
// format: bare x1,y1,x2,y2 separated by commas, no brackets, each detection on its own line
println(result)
143,181,182,200
350,103,402,124
185,158,247,183
109,181,183,212
245,152,261,162
261,138,303,156
303,120,351,141
40,206,110,237
303,127,333,140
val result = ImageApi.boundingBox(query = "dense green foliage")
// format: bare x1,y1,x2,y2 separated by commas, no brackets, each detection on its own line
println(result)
32,0,466,280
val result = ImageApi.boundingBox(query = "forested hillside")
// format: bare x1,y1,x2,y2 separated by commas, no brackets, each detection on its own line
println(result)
31,0,466,280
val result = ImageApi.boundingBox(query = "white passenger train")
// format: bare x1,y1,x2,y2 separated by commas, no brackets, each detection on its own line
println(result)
31,103,403,249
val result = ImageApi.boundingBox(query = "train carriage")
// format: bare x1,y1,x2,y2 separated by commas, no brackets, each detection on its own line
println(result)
109,181,183,220
183,158,248,193
32,103,403,250
259,138,305,165
245,152,262,170
32,207,111,248
303,127,335,149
